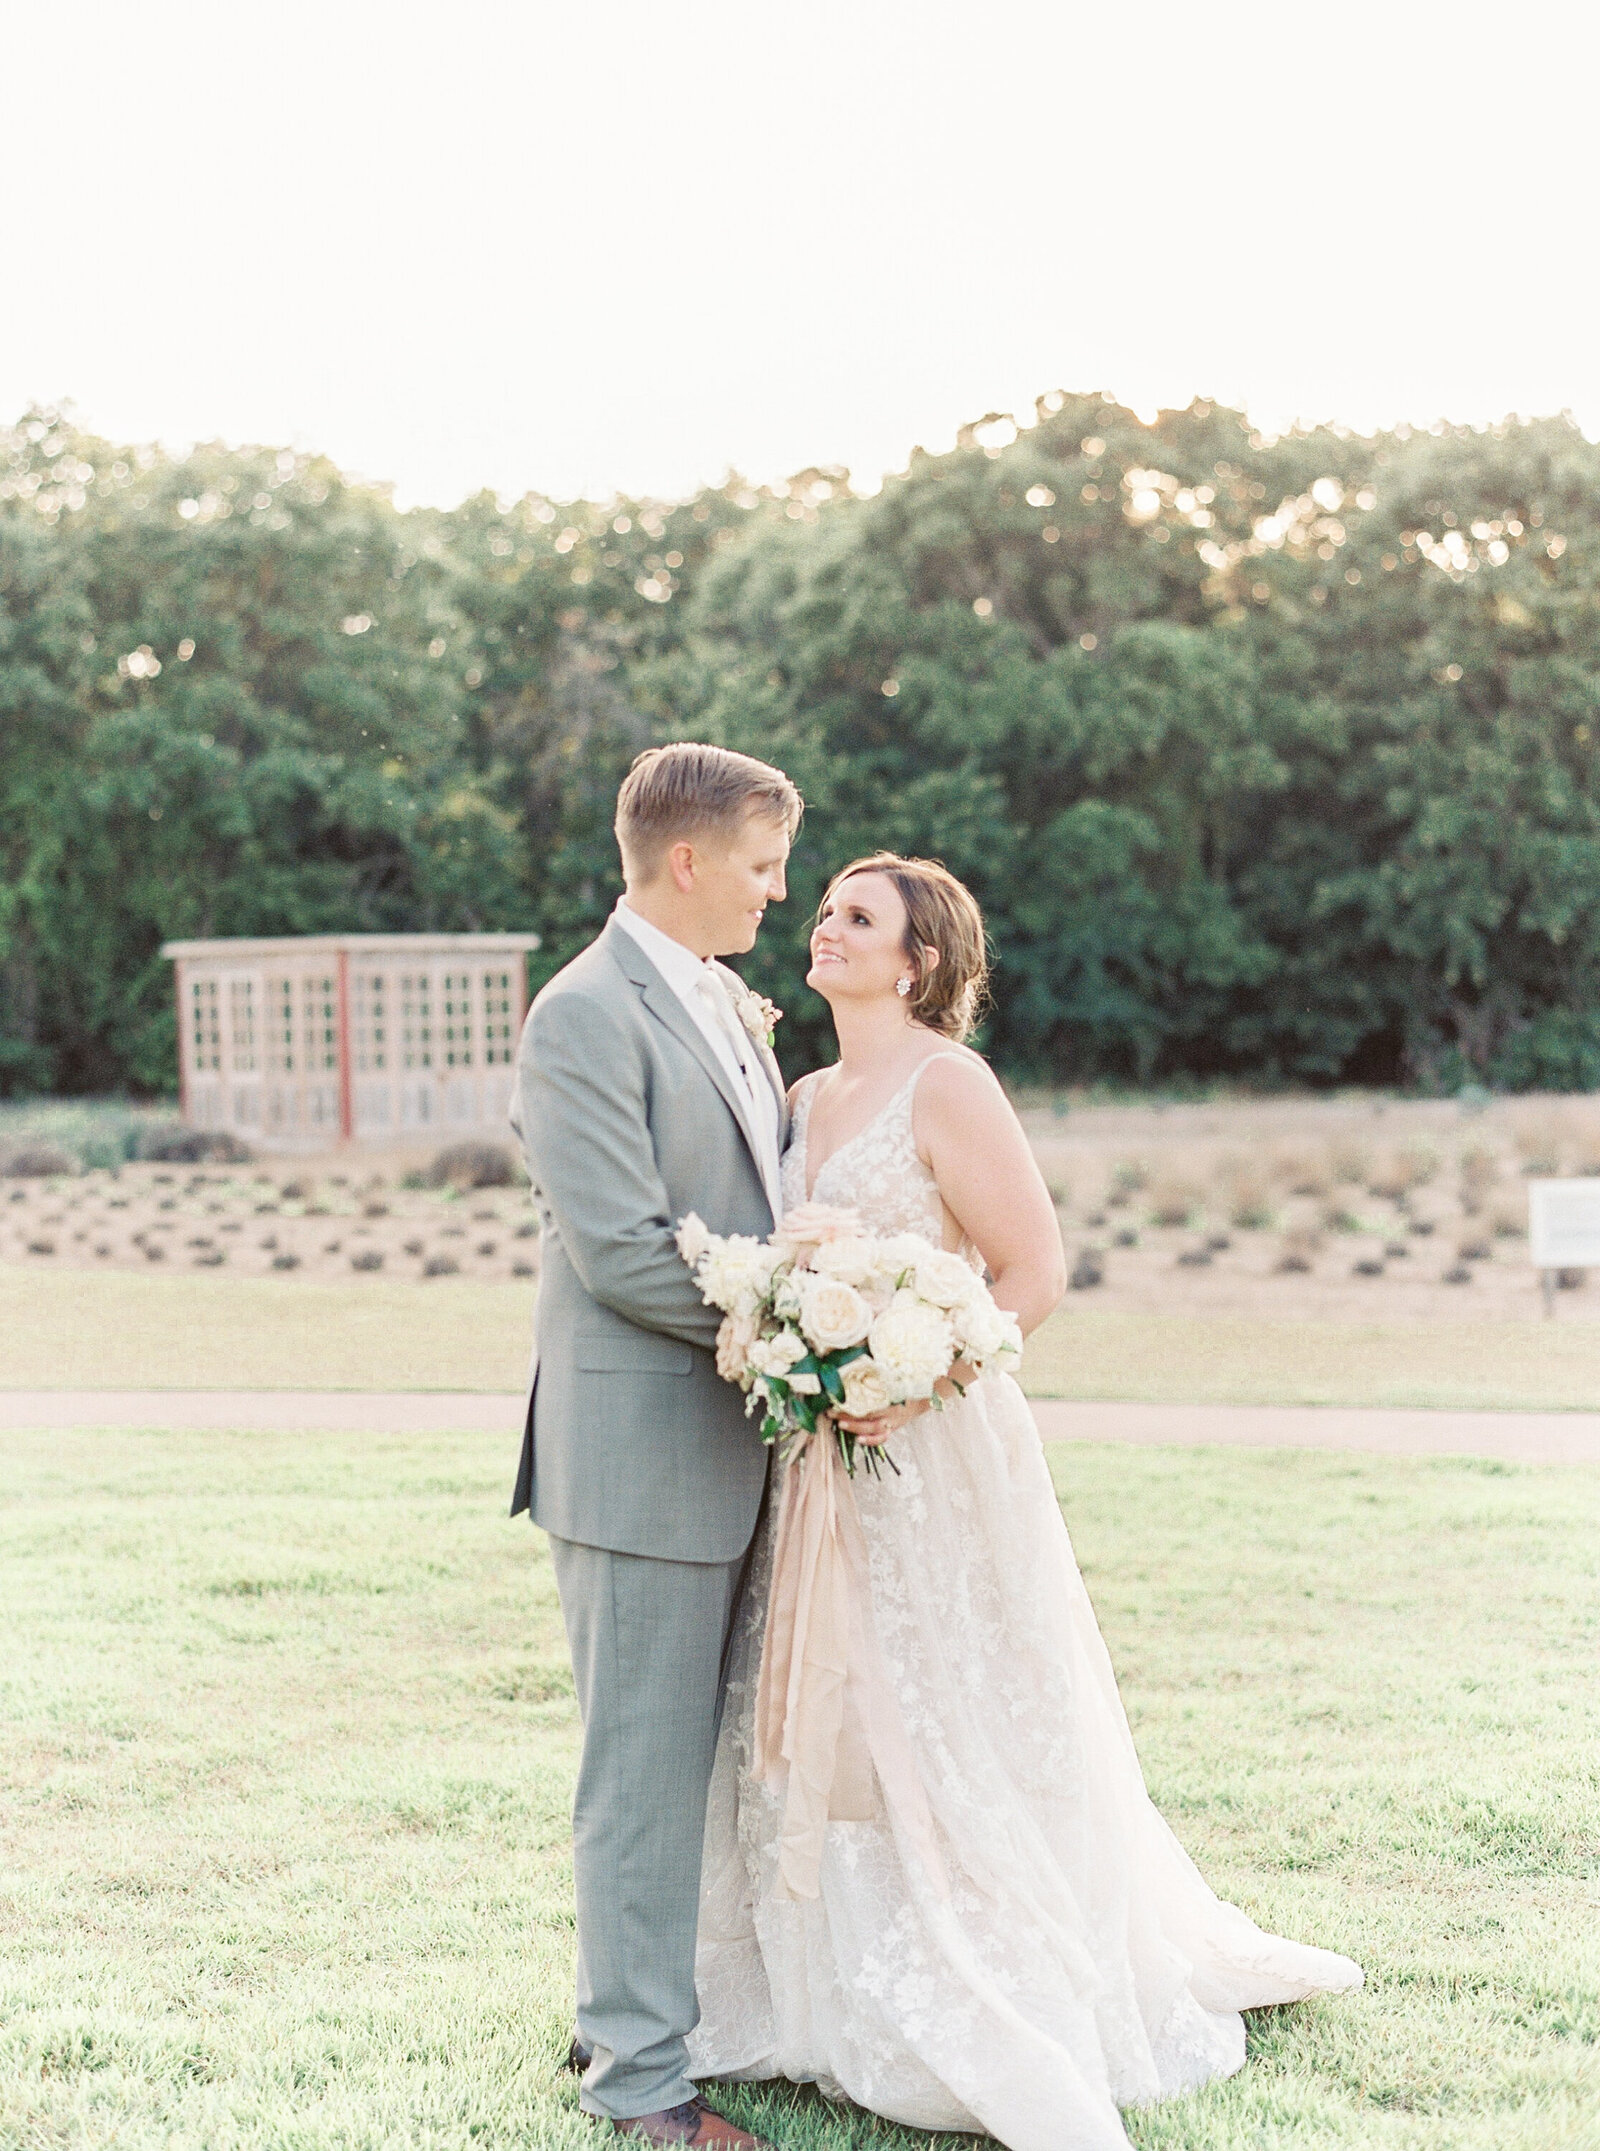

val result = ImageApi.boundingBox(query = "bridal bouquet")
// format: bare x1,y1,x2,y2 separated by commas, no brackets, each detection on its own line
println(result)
675,1202,1022,1475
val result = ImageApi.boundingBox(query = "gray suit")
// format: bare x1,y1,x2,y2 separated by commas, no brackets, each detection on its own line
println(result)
509,916,785,2120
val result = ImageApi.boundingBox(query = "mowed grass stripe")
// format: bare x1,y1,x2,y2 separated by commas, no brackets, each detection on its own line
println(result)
0,1427,1596,2148
5,1265,1598,1412
0,1266,538,1393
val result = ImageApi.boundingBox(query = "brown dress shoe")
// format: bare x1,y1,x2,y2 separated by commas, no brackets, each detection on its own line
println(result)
565,2034,592,2074
611,2096,772,2148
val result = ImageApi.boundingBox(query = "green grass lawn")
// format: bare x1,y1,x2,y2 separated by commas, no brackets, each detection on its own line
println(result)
1,1423,1596,2149
0,1266,536,1392
1022,1308,1600,1413
5,1265,1599,1412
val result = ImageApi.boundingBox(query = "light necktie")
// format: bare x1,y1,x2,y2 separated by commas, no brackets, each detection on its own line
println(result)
696,971,781,1212
695,971,756,1094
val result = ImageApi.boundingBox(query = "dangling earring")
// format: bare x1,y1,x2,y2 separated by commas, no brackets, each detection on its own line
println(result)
895,977,912,998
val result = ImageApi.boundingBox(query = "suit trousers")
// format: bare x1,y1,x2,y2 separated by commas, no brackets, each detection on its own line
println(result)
547,1532,748,2120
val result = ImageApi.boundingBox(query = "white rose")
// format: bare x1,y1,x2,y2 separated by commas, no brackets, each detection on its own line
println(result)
867,1291,954,1402
675,1212,714,1267
747,1327,810,1379
807,1234,879,1288
839,1354,893,1418
787,1370,823,1395
696,1235,779,1316
913,1248,983,1309
715,1309,759,1384
951,1294,1023,1366
869,1231,937,1292
795,1272,873,1353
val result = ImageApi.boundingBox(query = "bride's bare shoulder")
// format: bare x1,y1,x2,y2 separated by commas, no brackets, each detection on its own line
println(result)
915,1043,1004,1097
911,1046,1011,1134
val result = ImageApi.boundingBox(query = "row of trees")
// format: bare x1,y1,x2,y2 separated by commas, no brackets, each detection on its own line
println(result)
3,393,1598,1095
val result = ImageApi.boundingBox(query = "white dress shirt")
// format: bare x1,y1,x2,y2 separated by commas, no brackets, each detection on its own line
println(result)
613,899,783,1214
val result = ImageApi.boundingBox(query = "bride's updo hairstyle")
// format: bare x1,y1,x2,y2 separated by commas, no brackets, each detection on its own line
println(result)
821,853,990,1042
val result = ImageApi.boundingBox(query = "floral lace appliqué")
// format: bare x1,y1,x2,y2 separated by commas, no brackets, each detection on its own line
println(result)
687,1060,1363,2151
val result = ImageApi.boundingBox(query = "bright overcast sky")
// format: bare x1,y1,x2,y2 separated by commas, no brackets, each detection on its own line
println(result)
6,1,1598,506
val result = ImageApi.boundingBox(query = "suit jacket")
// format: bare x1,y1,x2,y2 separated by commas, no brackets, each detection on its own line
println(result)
508,917,788,1562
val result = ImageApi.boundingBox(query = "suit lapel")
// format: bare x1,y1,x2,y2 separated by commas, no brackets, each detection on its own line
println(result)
755,1030,790,1150
605,923,768,1186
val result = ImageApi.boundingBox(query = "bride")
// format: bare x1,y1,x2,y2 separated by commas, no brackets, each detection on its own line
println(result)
687,853,1361,2151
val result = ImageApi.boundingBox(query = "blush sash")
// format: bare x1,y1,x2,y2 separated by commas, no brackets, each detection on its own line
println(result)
751,1427,949,1902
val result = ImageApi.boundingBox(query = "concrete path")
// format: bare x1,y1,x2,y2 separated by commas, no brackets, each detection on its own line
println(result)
3,1390,1599,1463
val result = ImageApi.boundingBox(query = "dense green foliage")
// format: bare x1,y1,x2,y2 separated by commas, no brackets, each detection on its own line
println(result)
3,395,1598,1094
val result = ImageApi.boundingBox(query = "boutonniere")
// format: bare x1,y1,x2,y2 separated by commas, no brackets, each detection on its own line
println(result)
736,990,783,1052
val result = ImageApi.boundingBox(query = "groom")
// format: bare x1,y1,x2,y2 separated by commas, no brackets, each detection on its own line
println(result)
510,742,801,2146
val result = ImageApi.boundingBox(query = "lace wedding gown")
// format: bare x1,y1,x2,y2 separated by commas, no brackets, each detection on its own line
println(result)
687,1060,1361,2151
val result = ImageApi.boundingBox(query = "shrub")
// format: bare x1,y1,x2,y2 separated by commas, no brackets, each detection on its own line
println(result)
1,1142,77,1178
1274,1148,1332,1198
1398,1143,1439,1189
1515,1118,1565,1176
420,1142,522,1191
1367,1153,1423,1201
1275,1224,1321,1273
1225,1169,1275,1227
136,1126,252,1165
1104,1161,1147,1209
1147,1175,1201,1227
1330,1139,1373,1186
1459,1144,1501,1212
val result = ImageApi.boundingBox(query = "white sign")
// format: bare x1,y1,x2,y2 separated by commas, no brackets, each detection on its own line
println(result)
1527,1178,1600,1268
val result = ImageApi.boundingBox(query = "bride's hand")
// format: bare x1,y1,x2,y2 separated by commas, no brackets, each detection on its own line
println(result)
832,1398,931,1446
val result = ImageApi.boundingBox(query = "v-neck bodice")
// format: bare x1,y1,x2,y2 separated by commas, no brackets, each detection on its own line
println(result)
781,1055,970,1247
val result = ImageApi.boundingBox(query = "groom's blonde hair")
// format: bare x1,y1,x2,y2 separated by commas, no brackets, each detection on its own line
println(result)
615,741,802,882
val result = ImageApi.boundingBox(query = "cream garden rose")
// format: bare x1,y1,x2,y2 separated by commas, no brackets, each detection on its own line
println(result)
868,1292,956,1403
807,1234,880,1289
951,1295,1023,1366
912,1247,984,1310
715,1308,760,1384
795,1272,873,1353
838,1355,893,1418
